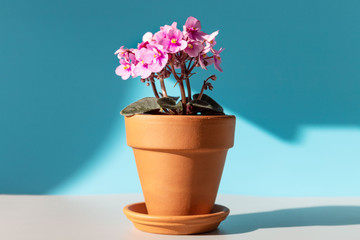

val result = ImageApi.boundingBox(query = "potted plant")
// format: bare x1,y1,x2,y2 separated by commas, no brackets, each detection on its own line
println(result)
115,16,235,234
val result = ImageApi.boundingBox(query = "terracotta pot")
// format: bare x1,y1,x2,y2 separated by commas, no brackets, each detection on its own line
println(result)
125,114,235,216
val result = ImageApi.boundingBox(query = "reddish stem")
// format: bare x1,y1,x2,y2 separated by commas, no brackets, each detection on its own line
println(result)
170,61,187,114
159,76,168,97
185,77,191,102
150,77,160,98
197,76,213,100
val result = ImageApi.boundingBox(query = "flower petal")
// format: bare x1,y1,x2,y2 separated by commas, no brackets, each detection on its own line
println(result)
180,40,188,51
142,32,153,42
185,16,201,29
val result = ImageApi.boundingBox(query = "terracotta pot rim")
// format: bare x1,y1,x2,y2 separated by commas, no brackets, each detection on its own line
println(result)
125,114,235,119
125,113,236,150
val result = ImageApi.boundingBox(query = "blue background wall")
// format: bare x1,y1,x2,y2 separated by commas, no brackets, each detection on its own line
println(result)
1,0,359,196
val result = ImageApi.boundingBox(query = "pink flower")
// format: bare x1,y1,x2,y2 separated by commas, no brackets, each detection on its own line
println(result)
160,22,178,31
128,50,138,65
147,44,169,73
135,47,154,63
114,46,127,59
142,32,154,42
133,47,154,78
137,41,149,50
204,30,219,53
198,53,214,70
115,59,134,80
154,22,187,53
114,16,225,82
184,40,204,57
138,32,157,50
115,46,137,65
133,62,152,79
212,48,224,72
183,16,206,41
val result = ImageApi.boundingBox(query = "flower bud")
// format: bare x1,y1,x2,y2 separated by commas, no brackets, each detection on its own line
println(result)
164,70,171,78
209,75,217,81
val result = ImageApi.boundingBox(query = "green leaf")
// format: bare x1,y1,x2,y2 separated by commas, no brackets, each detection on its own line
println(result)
158,92,180,101
192,93,224,113
120,97,161,116
157,97,183,110
187,99,213,110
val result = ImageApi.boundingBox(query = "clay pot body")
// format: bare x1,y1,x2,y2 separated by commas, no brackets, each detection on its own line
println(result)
125,114,235,216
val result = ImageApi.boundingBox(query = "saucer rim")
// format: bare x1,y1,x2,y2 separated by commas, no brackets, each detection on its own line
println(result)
123,202,230,223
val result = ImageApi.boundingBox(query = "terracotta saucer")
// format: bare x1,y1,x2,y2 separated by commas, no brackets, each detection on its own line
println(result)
123,202,229,235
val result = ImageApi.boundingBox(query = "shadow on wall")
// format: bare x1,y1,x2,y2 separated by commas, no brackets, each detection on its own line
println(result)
0,0,143,194
210,1,360,141
206,206,360,235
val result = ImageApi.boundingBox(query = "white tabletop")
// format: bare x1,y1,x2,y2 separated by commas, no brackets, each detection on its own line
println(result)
1,194,360,240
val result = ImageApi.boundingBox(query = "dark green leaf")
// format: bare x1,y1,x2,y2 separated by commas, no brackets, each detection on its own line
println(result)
158,92,180,101
192,93,224,113
157,97,183,110
187,99,213,110
120,97,160,116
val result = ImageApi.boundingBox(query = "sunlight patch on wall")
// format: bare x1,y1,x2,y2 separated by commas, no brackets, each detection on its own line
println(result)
50,95,360,196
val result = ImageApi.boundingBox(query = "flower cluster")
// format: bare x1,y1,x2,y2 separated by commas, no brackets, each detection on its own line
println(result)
115,16,223,80
115,16,224,115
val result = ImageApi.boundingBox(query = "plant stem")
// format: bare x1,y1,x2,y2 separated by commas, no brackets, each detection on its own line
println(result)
187,58,193,72
187,61,197,74
151,76,175,114
159,76,168,97
170,61,187,114
150,77,160,98
179,58,185,80
180,60,187,98
197,76,213,100
185,77,191,102
169,62,181,82
178,80,187,114
197,85,206,100
184,60,197,103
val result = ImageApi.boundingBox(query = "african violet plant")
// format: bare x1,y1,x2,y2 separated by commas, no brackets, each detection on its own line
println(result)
115,16,224,116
